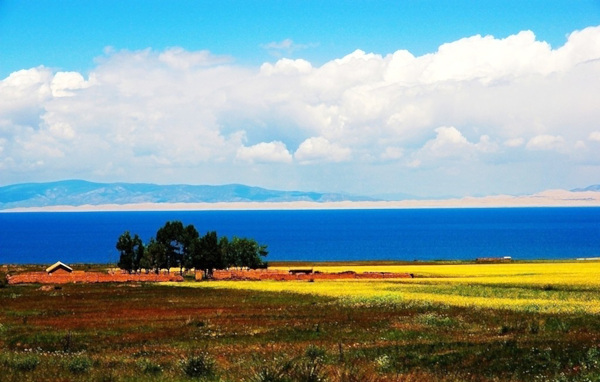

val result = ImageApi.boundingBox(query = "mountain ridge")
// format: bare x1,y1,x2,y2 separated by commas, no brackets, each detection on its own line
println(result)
1,180,599,210
572,184,600,192
0,180,378,209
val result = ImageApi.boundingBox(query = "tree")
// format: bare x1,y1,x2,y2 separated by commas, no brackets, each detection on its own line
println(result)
115,221,269,277
229,237,268,270
203,231,225,276
155,221,203,274
181,224,200,271
189,231,224,278
219,236,233,268
141,238,165,274
116,231,144,273
156,221,185,274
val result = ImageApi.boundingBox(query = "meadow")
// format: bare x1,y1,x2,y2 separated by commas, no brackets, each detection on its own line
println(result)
2,261,600,381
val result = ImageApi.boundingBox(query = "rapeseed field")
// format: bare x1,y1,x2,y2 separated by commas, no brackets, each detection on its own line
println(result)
173,261,600,314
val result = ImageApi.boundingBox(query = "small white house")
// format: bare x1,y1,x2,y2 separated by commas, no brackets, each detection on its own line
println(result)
45,261,73,275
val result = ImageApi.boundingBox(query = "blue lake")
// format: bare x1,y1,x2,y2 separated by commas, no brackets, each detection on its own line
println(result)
0,207,599,264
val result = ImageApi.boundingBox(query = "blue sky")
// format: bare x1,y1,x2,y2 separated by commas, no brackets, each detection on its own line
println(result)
3,0,599,77
1,1,600,197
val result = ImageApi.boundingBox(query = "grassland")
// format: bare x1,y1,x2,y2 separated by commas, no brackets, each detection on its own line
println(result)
2,261,600,381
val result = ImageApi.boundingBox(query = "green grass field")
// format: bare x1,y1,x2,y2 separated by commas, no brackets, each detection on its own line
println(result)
2,262,600,381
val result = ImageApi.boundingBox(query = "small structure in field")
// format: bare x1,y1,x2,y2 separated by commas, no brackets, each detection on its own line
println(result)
288,268,313,275
45,261,73,275
476,256,512,263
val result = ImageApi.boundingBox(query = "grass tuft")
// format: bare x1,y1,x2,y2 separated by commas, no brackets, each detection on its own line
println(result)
182,352,217,379
68,356,92,374
137,358,163,375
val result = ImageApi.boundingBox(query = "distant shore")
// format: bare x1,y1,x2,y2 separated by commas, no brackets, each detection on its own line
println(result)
3,189,600,212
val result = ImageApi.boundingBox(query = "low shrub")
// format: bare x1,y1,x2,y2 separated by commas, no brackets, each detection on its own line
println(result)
249,367,292,382
248,354,294,382
68,356,92,374
12,354,41,372
182,352,217,379
292,345,328,382
545,317,571,333
138,358,163,375
416,312,456,327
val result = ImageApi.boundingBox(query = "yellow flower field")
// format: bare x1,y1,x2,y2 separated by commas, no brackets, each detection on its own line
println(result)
276,261,600,286
169,261,600,314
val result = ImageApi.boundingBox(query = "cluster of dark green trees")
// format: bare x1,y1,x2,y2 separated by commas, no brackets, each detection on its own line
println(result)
116,220,268,277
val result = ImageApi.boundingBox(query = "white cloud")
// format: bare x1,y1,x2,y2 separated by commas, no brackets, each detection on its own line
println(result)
236,141,292,163
504,138,525,147
263,38,295,50
46,121,75,140
158,47,231,70
2,67,52,92
260,58,313,76
410,126,498,167
2,25,600,195
589,131,600,142
294,137,351,164
526,135,565,151
424,126,470,155
380,147,404,161
50,72,89,97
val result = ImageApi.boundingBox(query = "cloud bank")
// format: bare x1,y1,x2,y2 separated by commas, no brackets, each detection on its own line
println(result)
1,26,600,196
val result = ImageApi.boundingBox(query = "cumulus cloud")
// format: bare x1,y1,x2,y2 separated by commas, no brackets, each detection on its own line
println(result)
423,126,471,155
260,58,313,76
50,72,90,97
589,131,600,142
504,138,525,147
158,47,232,69
411,126,498,166
236,141,292,163
2,25,600,195
380,147,404,161
526,134,565,151
294,137,351,164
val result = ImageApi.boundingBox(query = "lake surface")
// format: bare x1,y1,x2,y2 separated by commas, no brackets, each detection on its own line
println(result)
1,207,599,264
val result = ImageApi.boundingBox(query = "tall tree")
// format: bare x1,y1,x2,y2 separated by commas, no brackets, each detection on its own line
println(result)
141,238,165,274
219,236,233,268
190,231,224,278
181,224,200,271
229,236,268,270
156,221,185,274
116,231,144,273
203,231,224,276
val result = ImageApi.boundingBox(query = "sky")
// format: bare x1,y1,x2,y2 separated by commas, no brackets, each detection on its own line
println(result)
1,0,600,198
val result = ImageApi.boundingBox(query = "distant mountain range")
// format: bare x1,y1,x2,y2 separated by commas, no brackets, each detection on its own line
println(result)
572,185,600,192
1,180,598,210
0,180,377,209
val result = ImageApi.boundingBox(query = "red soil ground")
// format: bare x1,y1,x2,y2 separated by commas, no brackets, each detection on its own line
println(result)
6,268,412,285
7,270,183,285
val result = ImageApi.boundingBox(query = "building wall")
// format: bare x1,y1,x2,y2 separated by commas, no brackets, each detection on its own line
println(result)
49,268,71,275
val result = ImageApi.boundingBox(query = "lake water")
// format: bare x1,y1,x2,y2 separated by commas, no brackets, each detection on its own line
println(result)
0,207,599,264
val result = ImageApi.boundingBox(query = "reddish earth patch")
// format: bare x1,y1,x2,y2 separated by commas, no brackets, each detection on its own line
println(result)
7,268,411,285
204,269,413,281
7,270,183,284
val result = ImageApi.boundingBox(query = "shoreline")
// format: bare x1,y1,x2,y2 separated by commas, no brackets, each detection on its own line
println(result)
3,189,600,212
